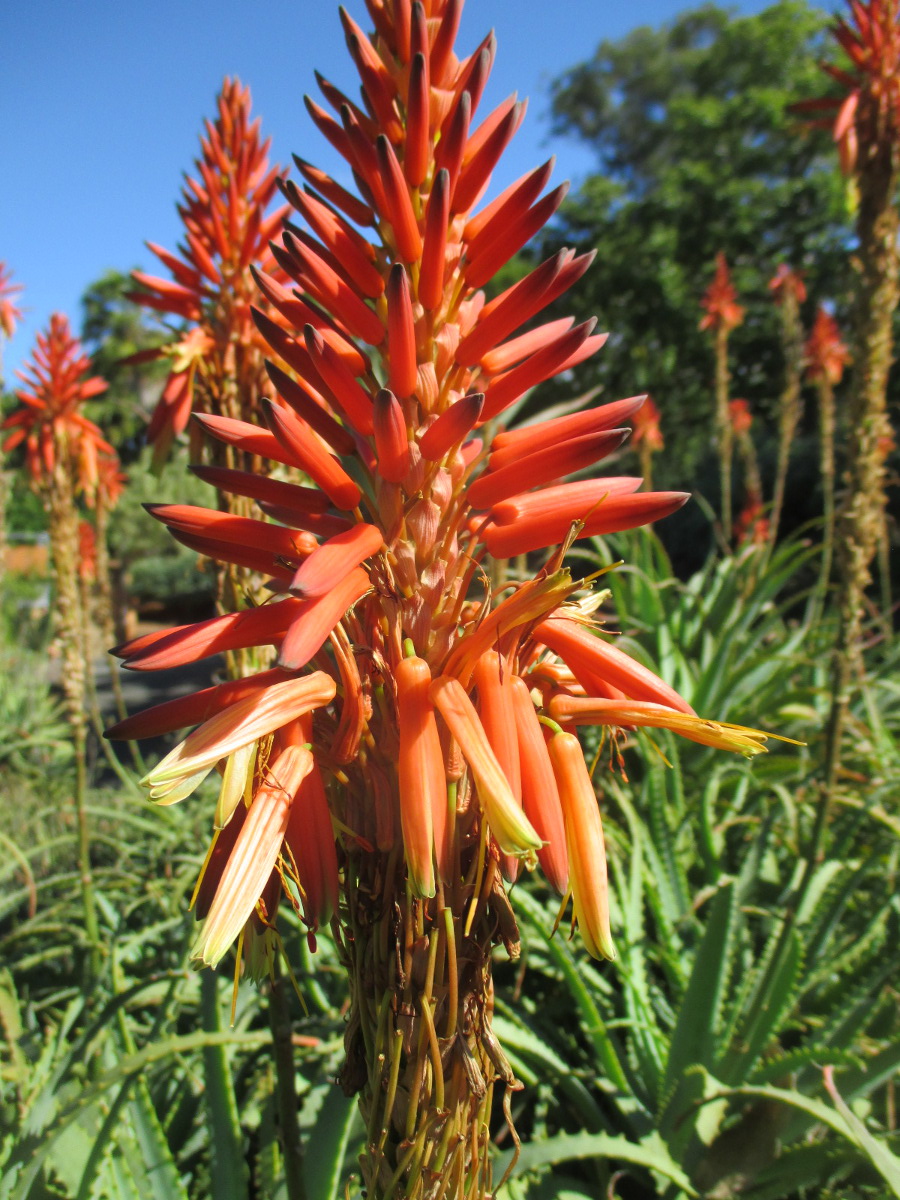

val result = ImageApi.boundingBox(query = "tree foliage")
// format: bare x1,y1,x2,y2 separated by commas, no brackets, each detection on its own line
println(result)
543,1,852,519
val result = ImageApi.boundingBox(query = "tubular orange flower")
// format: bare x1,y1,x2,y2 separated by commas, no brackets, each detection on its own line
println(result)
510,677,568,894
192,744,313,967
396,655,446,897
548,731,614,960
430,675,541,859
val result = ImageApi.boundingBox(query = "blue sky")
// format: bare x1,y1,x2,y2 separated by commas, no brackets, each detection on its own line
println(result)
2,0,777,380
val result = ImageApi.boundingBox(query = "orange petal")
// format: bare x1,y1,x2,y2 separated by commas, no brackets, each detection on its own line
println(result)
548,732,614,960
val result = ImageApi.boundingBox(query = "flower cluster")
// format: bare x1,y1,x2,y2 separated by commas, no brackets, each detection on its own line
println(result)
699,252,745,333
2,313,113,496
108,0,784,981
131,78,288,466
806,307,851,384
0,261,24,341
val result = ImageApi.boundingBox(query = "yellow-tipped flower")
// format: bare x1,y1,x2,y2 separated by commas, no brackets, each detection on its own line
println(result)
193,745,313,967
142,673,335,802
430,674,542,859
548,732,615,961
548,695,778,758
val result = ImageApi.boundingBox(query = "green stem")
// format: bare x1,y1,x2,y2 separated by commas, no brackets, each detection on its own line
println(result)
201,971,249,1200
269,969,308,1200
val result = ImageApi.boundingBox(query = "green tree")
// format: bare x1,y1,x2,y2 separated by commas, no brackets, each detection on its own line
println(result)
544,0,851,537
79,269,169,462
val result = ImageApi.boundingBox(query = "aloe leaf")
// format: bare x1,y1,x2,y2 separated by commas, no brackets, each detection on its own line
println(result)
661,880,737,1103
701,1073,900,1198
200,971,249,1200
302,1082,359,1200
494,1130,698,1196
513,889,631,1097
716,921,803,1085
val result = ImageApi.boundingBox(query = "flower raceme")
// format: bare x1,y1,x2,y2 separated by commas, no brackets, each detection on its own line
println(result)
131,78,289,467
109,0,783,984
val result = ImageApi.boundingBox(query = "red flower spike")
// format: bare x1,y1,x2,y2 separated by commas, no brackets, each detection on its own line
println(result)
534,617,695,714
5,314,109,496
277,567,371,669
405,53,431,186
289,524,384,598
699,253,744,332
510,678,569,894
419,392,484,460
132,79,288,459
467,428,629,510
631,396,664,452
261,398,362,509
806,308,851,384
0,262,24,339
373,388,411,482
387,265,418,399
103,5,785,1084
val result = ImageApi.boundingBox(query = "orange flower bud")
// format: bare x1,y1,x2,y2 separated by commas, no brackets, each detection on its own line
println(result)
386,265,418,399
289,524,384,599
474,652,523,881
262,398,362,510
429,675,542,859
373,388,411,483
278,567,371,669
490,396,646,470
419,392,484,460
510,678,568,893
466,428,627,510
419,168,450,311
396,656,448,896
548,732,614,960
